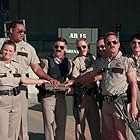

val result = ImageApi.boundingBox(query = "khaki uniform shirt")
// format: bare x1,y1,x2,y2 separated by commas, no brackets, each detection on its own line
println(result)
0,60,26,90
96,51,136,95
0,38,40,71
72,53,96,78
131,55,140,81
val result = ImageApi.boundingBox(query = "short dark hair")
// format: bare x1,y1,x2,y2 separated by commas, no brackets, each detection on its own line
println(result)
96,36,104,43
1,40,16,52
55,37,67,45
8,20,24,30
129,33,140,42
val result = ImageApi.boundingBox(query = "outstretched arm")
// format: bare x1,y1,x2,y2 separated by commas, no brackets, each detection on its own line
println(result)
65,70,102,86
31,63,60,86
21,78,50,85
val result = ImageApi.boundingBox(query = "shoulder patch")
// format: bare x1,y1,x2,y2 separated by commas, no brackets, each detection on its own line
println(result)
128,58,136,68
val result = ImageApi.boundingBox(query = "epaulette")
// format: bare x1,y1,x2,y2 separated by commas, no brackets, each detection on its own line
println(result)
72,55,79,61
11,60,18,63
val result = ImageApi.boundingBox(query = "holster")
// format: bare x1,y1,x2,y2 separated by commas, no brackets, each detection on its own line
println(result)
36,84,46,103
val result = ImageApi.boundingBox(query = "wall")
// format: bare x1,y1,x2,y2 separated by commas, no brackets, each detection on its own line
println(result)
6,0,140,37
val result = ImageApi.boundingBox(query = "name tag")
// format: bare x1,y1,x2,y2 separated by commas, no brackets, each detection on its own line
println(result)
13,73,21,77
0,73,7,78
17,52,28,57
111,68,123,74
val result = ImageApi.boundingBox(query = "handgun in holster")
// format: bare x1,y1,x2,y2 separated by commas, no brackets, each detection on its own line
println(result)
36,83,46,103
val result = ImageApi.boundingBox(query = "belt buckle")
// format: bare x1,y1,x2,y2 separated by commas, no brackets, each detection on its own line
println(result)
8,90,13,96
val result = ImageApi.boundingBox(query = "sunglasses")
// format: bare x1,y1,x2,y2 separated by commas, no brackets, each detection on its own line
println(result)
131,41,140,46
106,40,118,46
16,29,26,34
77,45,87,50
54,45,65,50
97,45,105,49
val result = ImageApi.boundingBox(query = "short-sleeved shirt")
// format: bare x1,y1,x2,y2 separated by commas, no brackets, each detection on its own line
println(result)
131,55,140,81
72,53,96,78
96,51,136,95
0,38,40,71
0,59,26,90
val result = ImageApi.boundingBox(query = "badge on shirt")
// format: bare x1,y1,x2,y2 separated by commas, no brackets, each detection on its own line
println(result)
13,68,21,77
21,47,25,51
115,61,122,67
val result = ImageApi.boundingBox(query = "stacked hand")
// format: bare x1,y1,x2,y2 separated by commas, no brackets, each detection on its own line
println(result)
49,79,60,88
38,79,50,85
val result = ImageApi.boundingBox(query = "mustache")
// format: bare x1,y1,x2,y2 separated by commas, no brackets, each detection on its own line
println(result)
56,50,61,52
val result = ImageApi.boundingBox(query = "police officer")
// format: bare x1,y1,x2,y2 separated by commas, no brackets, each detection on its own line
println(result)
126,33,140,140
0,40,47,140
39,37,72,140
0,20,59,140
96,36,106,58
129,33,140,110
71,38,101,140
96,32,138,140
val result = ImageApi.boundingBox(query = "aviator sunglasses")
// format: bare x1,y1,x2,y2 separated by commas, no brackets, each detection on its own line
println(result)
54,45,65,50
97,45,105,49
76,45,87,50
15,29,26,34
106,40,118,46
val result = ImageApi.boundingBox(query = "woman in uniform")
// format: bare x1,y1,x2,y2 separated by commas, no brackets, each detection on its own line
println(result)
0,40,47,140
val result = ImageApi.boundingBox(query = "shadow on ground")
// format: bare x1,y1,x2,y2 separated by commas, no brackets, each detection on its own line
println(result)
29,132,44,140
29,104,42,112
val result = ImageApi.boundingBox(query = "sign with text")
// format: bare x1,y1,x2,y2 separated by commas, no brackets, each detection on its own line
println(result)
58,28,98,59
58,28,98,43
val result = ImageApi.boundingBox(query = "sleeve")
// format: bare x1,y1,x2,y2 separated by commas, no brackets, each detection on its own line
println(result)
126,57,136,73
41,59,49,73
71,59,81,78
28,43,40,65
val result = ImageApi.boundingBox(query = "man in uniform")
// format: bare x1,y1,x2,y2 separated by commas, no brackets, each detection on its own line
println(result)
96,36,106,59
0,20,59,140
38,37,72,140
97,32,138,140
71,38,101,140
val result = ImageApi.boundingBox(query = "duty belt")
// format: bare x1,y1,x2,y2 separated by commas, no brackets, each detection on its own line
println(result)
102,94,118,102
0,87,20,96
19,85,28,91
